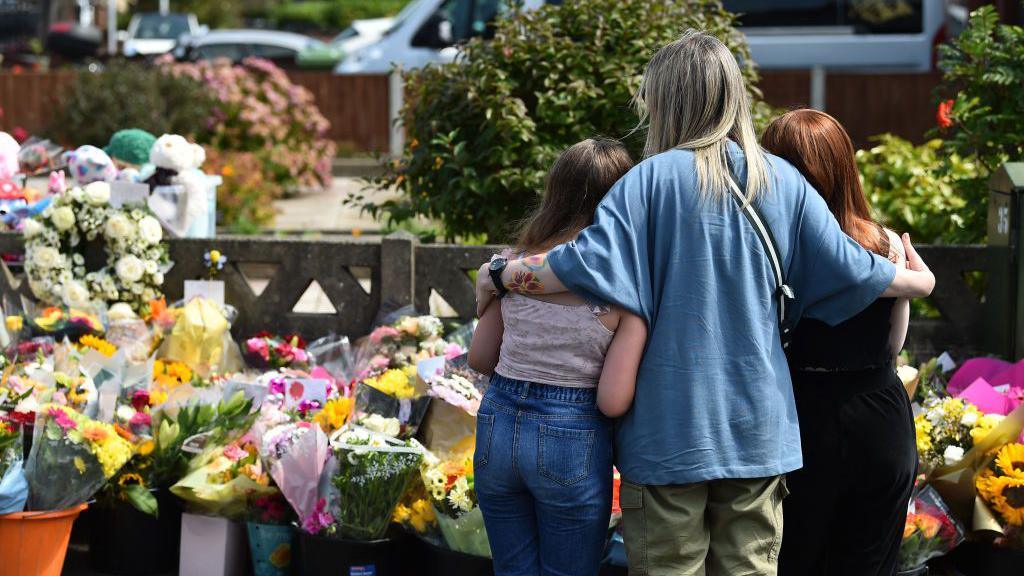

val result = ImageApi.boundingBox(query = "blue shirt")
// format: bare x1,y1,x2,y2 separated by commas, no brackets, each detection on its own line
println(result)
547,145,896,485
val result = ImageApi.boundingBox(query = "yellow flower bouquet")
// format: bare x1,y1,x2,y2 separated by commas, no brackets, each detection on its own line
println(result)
24,404,134,511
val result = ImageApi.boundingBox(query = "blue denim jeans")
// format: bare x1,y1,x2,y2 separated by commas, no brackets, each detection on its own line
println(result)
475,374,614,576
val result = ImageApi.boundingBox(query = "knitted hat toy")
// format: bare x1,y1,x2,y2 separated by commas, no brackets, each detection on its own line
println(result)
104,128,157,167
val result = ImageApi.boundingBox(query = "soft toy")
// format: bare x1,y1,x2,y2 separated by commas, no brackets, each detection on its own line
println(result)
146,134,209,237
0,179,51,230
17,138,63,175
0,132,19,180
62,145,117,185
105,128,157,169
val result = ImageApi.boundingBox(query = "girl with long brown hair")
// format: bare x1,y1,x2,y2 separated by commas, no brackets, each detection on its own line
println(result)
763,109,917,576
467,138,648,576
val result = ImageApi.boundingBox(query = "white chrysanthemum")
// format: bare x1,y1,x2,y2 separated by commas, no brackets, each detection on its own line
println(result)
83,181,111,205
108,302,137,322
361,414,401,437
943,445,965,466
51,206,76,231
449,477,473,512
31,246,61,269
138,216,163,245
62,280,91,308
22,218,43,238
104,214,135,240
115,255,145,283
116,405,136,422
960,411,979,427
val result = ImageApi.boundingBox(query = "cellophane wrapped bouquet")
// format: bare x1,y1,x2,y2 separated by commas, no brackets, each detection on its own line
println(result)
421,445,491,557
355,314,465,438
158,297,243,378
25,404,133,510
975,443,1024,547
898,482,965,571
171,432,278,519
252,373,350,522
915,396,1004,472
320,426,423,540
244,332,311,371
0,418,27,513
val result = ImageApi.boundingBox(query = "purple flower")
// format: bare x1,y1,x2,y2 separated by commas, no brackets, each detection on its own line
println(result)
268,377,286,397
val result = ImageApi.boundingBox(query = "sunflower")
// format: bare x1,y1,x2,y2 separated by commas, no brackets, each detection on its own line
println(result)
994,443,1024,480
79,335,117,358
977,474,1024,527
118,472,144,487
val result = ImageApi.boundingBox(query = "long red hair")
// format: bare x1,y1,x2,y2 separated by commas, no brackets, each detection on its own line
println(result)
761,109,887,256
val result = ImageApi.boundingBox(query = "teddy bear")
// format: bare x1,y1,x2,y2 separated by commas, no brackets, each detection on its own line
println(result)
145,134,210,237
62,145,118,186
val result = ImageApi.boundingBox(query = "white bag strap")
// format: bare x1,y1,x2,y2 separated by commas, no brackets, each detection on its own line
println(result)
727,178,796,348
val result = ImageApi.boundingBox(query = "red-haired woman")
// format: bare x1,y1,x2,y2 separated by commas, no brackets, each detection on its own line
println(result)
763,109,917,576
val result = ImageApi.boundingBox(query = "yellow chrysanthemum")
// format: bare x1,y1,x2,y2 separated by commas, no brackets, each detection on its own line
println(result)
88,428,134,478
313,397,354,433
365,368,416,399
914,415,933,454
995,443,1024,480
970,413,1005,444
79,335,117,358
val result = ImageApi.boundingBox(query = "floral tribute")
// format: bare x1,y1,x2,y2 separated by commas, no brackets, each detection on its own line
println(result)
244,332,311,371
914,396,1002,471
23,181,169,314
25,404,134,510
327,427,423,540
977,443,1024,544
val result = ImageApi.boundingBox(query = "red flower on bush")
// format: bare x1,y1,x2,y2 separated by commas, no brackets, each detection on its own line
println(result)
937,99,955,129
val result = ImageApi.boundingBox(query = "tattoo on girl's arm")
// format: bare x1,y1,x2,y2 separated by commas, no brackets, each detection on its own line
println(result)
507,270,544,294
523,254,548,272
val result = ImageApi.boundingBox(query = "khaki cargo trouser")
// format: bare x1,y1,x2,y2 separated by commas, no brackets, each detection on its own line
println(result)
619,475,788,576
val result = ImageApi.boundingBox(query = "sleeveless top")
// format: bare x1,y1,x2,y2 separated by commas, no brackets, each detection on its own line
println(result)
494,293,615,388
787,297,897,371
788,229,900,371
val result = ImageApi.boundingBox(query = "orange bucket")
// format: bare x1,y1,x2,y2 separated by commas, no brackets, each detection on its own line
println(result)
0,503,88,576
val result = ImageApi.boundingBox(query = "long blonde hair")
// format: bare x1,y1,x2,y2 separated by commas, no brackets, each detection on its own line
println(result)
635,30,769,203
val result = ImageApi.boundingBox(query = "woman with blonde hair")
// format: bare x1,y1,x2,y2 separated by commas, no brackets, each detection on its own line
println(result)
476,30,934,575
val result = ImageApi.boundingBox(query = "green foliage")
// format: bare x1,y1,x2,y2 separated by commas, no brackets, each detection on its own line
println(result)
130,0,244,28
271,0,406,31
47,62,214,148
936,5,1024,174
205,149,282,233
857,135,981,244
359,0,771,242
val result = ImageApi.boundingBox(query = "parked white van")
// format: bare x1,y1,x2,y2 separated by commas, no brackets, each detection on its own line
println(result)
336,0,952,75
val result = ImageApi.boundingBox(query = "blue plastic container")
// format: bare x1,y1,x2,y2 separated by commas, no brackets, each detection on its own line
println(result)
246,522,293,576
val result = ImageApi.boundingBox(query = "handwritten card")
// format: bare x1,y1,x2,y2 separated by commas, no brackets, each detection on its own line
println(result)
283,378,331,410
110,181,150,208
184,280,225,306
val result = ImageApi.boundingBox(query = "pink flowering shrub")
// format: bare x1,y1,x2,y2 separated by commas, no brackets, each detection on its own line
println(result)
161,57,335,191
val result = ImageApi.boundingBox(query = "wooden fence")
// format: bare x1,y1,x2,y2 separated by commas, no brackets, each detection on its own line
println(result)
0,70,390,152
0,232,989,359
0,69,939,153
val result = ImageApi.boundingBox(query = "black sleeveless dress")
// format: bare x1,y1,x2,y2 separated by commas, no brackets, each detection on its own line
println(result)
778,297,917,576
